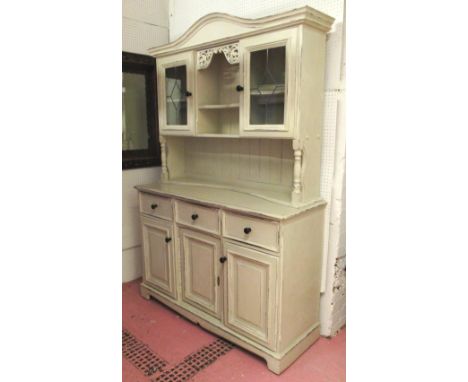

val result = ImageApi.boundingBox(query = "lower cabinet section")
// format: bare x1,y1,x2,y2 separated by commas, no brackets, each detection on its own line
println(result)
224,242,278,350
138,193,324,374
179,228,222,319
141,215,176,299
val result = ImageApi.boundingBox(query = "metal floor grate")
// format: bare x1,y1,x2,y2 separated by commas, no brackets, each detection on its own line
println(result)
154,361,198,382
184,338,234,371
154,339,234,382
122,329,168,376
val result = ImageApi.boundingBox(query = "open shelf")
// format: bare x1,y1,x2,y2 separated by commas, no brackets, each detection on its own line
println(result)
197,51,240,136
198,107,239,135
196,134,240,138
164,136,297,205
198,103,239,110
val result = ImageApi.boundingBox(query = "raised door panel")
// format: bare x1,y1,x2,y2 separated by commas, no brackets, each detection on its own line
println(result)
180,228,222,319
239,28,298,138
224,242,278,350
141,216,176,298
157,52,195,135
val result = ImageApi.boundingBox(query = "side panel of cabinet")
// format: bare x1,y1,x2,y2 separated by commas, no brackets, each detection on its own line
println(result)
239,28,298,138
141,216,176,299
179,228,222,319
157,52,195,135
224,241,278,350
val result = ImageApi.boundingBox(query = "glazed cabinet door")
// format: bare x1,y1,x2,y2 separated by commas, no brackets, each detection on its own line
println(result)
179,228,222,319
223,242,278,349
141,216,176,298
157,52,195,134
239,29,298,137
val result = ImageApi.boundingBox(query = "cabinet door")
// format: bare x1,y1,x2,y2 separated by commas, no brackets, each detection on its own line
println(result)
141,216,176,298
157,52,194,134
239,29,297,137
224,242,278,349
180,228,222,319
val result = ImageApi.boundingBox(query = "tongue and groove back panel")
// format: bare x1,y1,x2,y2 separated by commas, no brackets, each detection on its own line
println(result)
166,136,294,198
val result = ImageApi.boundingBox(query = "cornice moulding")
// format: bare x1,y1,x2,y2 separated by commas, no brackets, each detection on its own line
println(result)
148,6,334,57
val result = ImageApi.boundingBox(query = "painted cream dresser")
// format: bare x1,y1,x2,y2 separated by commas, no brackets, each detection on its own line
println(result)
136,6,334,374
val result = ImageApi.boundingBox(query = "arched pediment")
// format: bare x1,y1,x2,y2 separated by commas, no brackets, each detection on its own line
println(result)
148,6,334,57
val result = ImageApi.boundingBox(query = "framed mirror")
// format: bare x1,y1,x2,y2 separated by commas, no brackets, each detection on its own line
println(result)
122,52,160,169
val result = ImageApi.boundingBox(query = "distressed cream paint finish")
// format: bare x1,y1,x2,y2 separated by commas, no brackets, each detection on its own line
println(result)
175,200,220,235
179,227,223,319
140,215,176,299
136,7,333,374
139,193,173,220
223,211,280,252
157,52,195,134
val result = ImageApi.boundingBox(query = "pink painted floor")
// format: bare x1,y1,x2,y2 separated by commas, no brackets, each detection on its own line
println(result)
123,279,345,382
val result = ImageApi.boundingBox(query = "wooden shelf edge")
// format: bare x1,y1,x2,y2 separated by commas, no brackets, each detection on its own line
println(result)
195,134,241,138
198,103,240,109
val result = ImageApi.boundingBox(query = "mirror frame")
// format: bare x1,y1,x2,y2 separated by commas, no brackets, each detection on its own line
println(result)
122,51,160,170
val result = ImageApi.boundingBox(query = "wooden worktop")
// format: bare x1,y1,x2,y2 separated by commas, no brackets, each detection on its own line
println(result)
136,181,325,220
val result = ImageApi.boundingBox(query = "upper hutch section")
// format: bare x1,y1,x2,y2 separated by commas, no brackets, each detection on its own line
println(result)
149,7,334,206
150,7,334,139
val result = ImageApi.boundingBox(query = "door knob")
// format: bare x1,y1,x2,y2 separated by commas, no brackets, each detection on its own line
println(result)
185,91,192,97
219,256,227,263
165,237,172,243
236,85,244,92
244,227,252,234
191,213,199,221
151,203,158,209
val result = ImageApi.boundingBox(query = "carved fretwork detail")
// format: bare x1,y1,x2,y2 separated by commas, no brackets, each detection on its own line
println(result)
197,43,239,69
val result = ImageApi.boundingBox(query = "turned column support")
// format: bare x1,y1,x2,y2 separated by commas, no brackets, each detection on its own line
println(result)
160,136,169,181
292,139,303,204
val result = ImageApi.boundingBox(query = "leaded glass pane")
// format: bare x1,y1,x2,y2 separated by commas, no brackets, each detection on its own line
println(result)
249,46,285,125
165,65,187,125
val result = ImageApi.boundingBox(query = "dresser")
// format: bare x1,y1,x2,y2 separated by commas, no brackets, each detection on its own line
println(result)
136,6,334,374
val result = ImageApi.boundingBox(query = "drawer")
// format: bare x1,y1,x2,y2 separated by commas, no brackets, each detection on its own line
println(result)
175,200,220,235
223,211,280,252
139,193,173,221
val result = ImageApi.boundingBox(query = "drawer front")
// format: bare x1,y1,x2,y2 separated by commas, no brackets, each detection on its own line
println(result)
140,193,173,221
223,212,279,252
175,200,220,235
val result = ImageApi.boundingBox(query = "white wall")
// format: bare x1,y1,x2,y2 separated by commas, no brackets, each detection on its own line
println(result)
122,0,169,282
319,9,346,336
167,0,344,41
167,0,346,336
123,0,169,55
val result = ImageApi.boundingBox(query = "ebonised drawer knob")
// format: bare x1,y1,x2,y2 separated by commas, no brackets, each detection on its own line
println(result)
191,213,199,221
151,203,158,209
236,85,244,92
185,91,192,97
219,256,227,264
244,227,252,234
165,237,172,243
